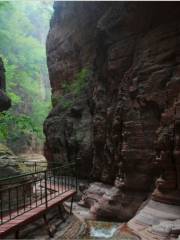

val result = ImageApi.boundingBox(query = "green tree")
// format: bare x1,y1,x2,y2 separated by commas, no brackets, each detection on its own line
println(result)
0,1,53,152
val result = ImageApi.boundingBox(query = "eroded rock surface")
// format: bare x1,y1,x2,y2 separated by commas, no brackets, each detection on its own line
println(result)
127,200,180,239
44,2,180,221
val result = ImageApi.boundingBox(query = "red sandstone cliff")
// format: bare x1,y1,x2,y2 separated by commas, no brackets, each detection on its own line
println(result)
44,2,180,223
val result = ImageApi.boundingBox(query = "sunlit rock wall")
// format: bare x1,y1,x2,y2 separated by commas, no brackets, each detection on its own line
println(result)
44,2,180,220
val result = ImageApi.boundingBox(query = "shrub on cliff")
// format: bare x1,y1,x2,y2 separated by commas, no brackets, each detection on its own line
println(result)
58,68,90,109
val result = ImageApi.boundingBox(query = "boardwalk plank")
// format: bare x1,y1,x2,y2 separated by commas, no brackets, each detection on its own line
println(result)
0,184,76,239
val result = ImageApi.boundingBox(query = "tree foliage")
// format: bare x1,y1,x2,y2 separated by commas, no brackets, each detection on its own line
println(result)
0,1,53,150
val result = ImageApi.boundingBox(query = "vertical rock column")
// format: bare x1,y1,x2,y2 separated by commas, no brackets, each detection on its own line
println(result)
152,99,180,204
0,58,11,111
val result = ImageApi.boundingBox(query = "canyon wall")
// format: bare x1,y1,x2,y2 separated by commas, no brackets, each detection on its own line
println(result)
44,2,180,221
0,58,21,180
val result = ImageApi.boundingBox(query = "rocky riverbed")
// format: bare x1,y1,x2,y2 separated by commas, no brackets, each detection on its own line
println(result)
0,146,47,178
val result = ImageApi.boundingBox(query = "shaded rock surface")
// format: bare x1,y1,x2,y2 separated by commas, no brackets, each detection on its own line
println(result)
0,58,18,180
79,182,147,222
44,2,180,221
0,58,11,111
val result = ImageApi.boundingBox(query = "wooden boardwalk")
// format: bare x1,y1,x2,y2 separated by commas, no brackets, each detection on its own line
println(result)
0,184,76,239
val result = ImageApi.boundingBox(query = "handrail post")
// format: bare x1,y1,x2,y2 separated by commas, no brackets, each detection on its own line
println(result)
35,162,37,173
0,191,2,224
75,157,79,192
44,171,48,208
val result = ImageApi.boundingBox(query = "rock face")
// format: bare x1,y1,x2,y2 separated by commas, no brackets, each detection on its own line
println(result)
0,59,19,180
127,200,180,239
44,2,180,221
0,58,11,111
0,143,20,179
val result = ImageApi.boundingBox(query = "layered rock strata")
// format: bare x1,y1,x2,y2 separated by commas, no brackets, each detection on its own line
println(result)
126,200,180,239
44,2,180,221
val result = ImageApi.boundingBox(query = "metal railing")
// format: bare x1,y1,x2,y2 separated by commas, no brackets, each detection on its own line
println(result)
0,162,77,225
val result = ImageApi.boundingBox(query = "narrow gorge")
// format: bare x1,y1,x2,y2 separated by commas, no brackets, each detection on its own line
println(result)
0,1,180,240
